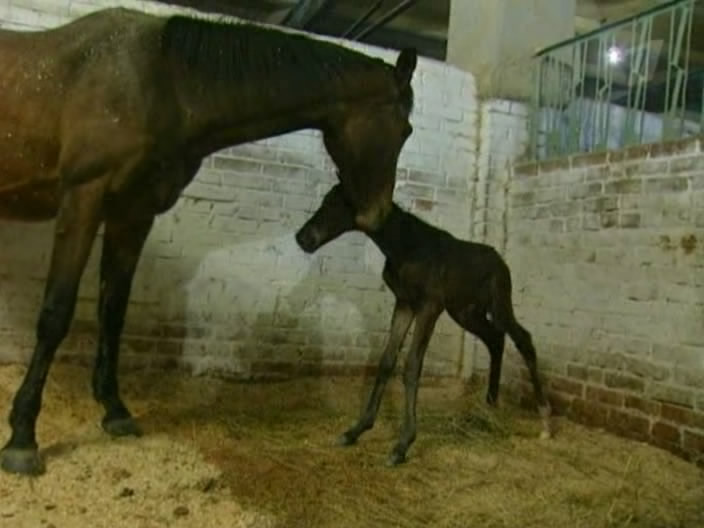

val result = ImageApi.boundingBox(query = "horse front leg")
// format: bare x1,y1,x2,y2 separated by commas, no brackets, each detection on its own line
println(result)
0,180,105,475
93,216,154,437
337,300,414,446
388,303,441,467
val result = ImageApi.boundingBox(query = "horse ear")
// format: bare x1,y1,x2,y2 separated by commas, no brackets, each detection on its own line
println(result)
394,47,417,87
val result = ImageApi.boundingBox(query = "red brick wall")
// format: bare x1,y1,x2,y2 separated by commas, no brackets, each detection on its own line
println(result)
502,137,704,467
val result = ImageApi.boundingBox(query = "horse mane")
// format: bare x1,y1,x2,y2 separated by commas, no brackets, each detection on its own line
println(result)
160,15,393,93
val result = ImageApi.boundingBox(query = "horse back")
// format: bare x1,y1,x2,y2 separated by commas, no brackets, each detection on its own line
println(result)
0,8,174,192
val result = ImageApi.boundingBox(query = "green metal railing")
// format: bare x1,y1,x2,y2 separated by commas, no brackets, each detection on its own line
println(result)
530,0,702,160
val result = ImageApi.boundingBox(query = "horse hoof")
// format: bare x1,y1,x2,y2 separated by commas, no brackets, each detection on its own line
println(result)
539,429,552,441
386,451,406,467
336,432,357,447
0,448,44,476
102,416,143,437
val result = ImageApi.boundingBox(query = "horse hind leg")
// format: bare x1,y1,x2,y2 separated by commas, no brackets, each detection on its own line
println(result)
93,216,154,437
0,180,105,476
489,274,552,440
455,310,506,406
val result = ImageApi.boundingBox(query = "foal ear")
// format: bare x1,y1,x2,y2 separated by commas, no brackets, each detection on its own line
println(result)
394,47,417,87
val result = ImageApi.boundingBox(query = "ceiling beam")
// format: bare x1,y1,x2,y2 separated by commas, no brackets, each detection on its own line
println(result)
352,0,419,41
281,0,334,29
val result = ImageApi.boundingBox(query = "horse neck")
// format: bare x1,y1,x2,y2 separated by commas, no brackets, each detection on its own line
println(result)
368,205,409,262
172,69,392,157
173,84,326,154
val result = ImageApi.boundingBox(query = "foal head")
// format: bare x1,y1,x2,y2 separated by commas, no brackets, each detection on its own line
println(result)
295,184,358,253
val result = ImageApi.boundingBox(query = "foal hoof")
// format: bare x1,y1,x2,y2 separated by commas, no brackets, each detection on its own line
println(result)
336,432,357,447
102,416,143,438
386,451,407,467
0,448,44,476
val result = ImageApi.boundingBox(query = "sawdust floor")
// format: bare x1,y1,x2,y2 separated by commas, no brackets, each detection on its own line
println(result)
0,363,702,528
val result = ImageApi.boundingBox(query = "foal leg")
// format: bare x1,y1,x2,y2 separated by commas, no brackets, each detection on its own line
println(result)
459,314,506,406
491,300,552,439
388,304,441,467
0,182,104,475
93,216,154,437
338,300,414,446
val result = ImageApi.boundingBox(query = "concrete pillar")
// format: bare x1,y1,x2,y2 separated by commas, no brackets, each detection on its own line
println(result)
446,0,576,100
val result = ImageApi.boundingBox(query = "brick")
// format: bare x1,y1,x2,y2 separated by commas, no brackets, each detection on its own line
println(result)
605,372,645,393
619,213,640,228
511,191,535,207
538,159,569,175
650,421,681,447
212,157,262,174
625,395,660,416
182,182,236,202
647,383,694,407
588,351,625,371
549,202,575,217
660,404,704,429
583,196,618,213
673,366,704,389
566,364,588,380
600,212,618,228
683,430,704,454
669,156,704,173
643,177,688,193
613,143,653,162
651,344,702,366
608,409,650,441
622,356,670,382
586,385,624,407
568,182,602,199
605,179,642,194
549,375,584,397
570,398,608,427
624,160,668,176
571,151,608,168
161,325,209,340
408,169,440,185
121,337,158,355
587,367,604,384
549,219,564,232
548,391,574,415
584,165,609,181
651,137,701,157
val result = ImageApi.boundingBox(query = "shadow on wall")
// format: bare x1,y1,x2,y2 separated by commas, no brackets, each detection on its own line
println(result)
0,219,63,363
121,218,392,426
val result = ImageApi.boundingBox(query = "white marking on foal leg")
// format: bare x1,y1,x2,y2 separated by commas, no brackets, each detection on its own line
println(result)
538,403,553,440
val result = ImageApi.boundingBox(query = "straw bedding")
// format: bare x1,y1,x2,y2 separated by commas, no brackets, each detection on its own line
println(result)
0,363,702,528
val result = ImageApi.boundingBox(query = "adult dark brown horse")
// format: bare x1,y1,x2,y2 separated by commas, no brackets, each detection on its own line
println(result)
0,7,417,475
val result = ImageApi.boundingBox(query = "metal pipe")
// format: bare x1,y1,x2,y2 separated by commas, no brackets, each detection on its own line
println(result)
351,0,419,41
282,0,335,29
341,0,384,39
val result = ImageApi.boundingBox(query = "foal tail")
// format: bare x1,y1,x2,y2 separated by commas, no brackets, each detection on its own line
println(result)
394,48,418,88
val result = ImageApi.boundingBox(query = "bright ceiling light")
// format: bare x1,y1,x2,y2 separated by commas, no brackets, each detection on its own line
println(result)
607,46,623,65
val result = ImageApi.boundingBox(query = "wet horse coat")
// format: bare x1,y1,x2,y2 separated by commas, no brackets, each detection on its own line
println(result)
0,7,417,475
296,185,552,466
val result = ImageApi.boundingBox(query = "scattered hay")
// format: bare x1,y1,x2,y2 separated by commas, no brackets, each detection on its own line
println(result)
0,363,702,528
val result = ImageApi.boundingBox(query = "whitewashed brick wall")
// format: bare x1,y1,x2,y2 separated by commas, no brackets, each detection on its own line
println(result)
503,139,704,460
0,0,478,379
463,100,530,377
